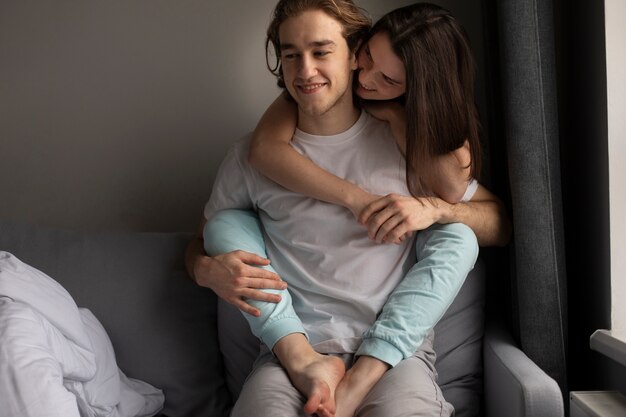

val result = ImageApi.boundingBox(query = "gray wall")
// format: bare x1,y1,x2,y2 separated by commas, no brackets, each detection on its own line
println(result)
0,0,483,232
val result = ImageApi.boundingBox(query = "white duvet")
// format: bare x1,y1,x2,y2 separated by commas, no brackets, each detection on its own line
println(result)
0,251,164,417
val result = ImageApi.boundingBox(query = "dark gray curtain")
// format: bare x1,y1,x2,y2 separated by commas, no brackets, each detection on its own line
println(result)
496,0,568,396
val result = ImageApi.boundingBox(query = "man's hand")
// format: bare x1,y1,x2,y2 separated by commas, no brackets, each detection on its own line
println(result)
358,194,442,244
193,250,287,317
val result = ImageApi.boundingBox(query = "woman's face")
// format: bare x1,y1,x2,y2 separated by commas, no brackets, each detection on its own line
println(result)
355,31,406,100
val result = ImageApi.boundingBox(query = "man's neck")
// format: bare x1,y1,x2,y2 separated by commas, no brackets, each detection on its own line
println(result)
297,102,361,136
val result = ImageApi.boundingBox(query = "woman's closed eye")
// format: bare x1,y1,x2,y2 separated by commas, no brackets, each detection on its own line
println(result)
383,74,400,85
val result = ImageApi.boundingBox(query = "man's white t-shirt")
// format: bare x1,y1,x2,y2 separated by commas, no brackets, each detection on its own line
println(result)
205,111,416,354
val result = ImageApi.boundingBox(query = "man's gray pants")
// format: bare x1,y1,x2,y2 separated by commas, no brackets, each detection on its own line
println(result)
231,331,454,417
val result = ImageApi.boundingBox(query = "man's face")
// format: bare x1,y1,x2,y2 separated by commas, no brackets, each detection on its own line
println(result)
278,9,358,117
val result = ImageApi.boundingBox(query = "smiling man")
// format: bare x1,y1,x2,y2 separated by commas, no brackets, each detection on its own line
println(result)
186,1,457,416
277,17,357,124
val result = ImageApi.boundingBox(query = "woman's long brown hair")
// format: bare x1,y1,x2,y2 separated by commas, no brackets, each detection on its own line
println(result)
371,3,481,198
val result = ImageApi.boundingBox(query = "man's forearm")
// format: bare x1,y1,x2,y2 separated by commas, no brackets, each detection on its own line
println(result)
184,234,206,282
438,198,511,247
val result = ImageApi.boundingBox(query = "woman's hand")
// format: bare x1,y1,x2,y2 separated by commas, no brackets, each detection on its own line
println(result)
193,250,287,317
346,188,382,221
358,194,443,244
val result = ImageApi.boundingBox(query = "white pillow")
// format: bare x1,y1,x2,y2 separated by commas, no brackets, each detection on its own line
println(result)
0,251,96,380
0,298,82,417
76,308,164,417
0,252,164,417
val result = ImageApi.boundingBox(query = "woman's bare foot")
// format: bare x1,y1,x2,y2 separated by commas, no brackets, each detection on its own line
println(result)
289,353,345,416
273,334,346,417
334,356,389,417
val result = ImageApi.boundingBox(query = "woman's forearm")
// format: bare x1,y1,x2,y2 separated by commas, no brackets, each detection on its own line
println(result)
249,94,372,216
253,142,369,210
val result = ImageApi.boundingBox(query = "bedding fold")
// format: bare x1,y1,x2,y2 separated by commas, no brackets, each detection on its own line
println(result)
0,251,164,417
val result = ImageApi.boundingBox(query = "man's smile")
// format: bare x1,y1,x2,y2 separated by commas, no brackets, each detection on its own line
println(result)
296,82,328,94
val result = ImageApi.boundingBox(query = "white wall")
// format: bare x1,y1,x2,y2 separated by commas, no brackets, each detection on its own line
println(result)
0,0,483,232
605,0,626,331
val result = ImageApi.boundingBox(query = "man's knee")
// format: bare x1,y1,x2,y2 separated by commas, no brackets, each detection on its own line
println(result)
231,357,305,417
358,355,453,417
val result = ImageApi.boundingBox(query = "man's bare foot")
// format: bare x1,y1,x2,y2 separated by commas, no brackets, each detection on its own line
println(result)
273,334,346,417
334,356,389,417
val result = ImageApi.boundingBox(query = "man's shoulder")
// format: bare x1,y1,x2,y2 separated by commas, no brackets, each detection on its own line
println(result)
210,133,258,184
226,133,253,155
219,133,255,167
